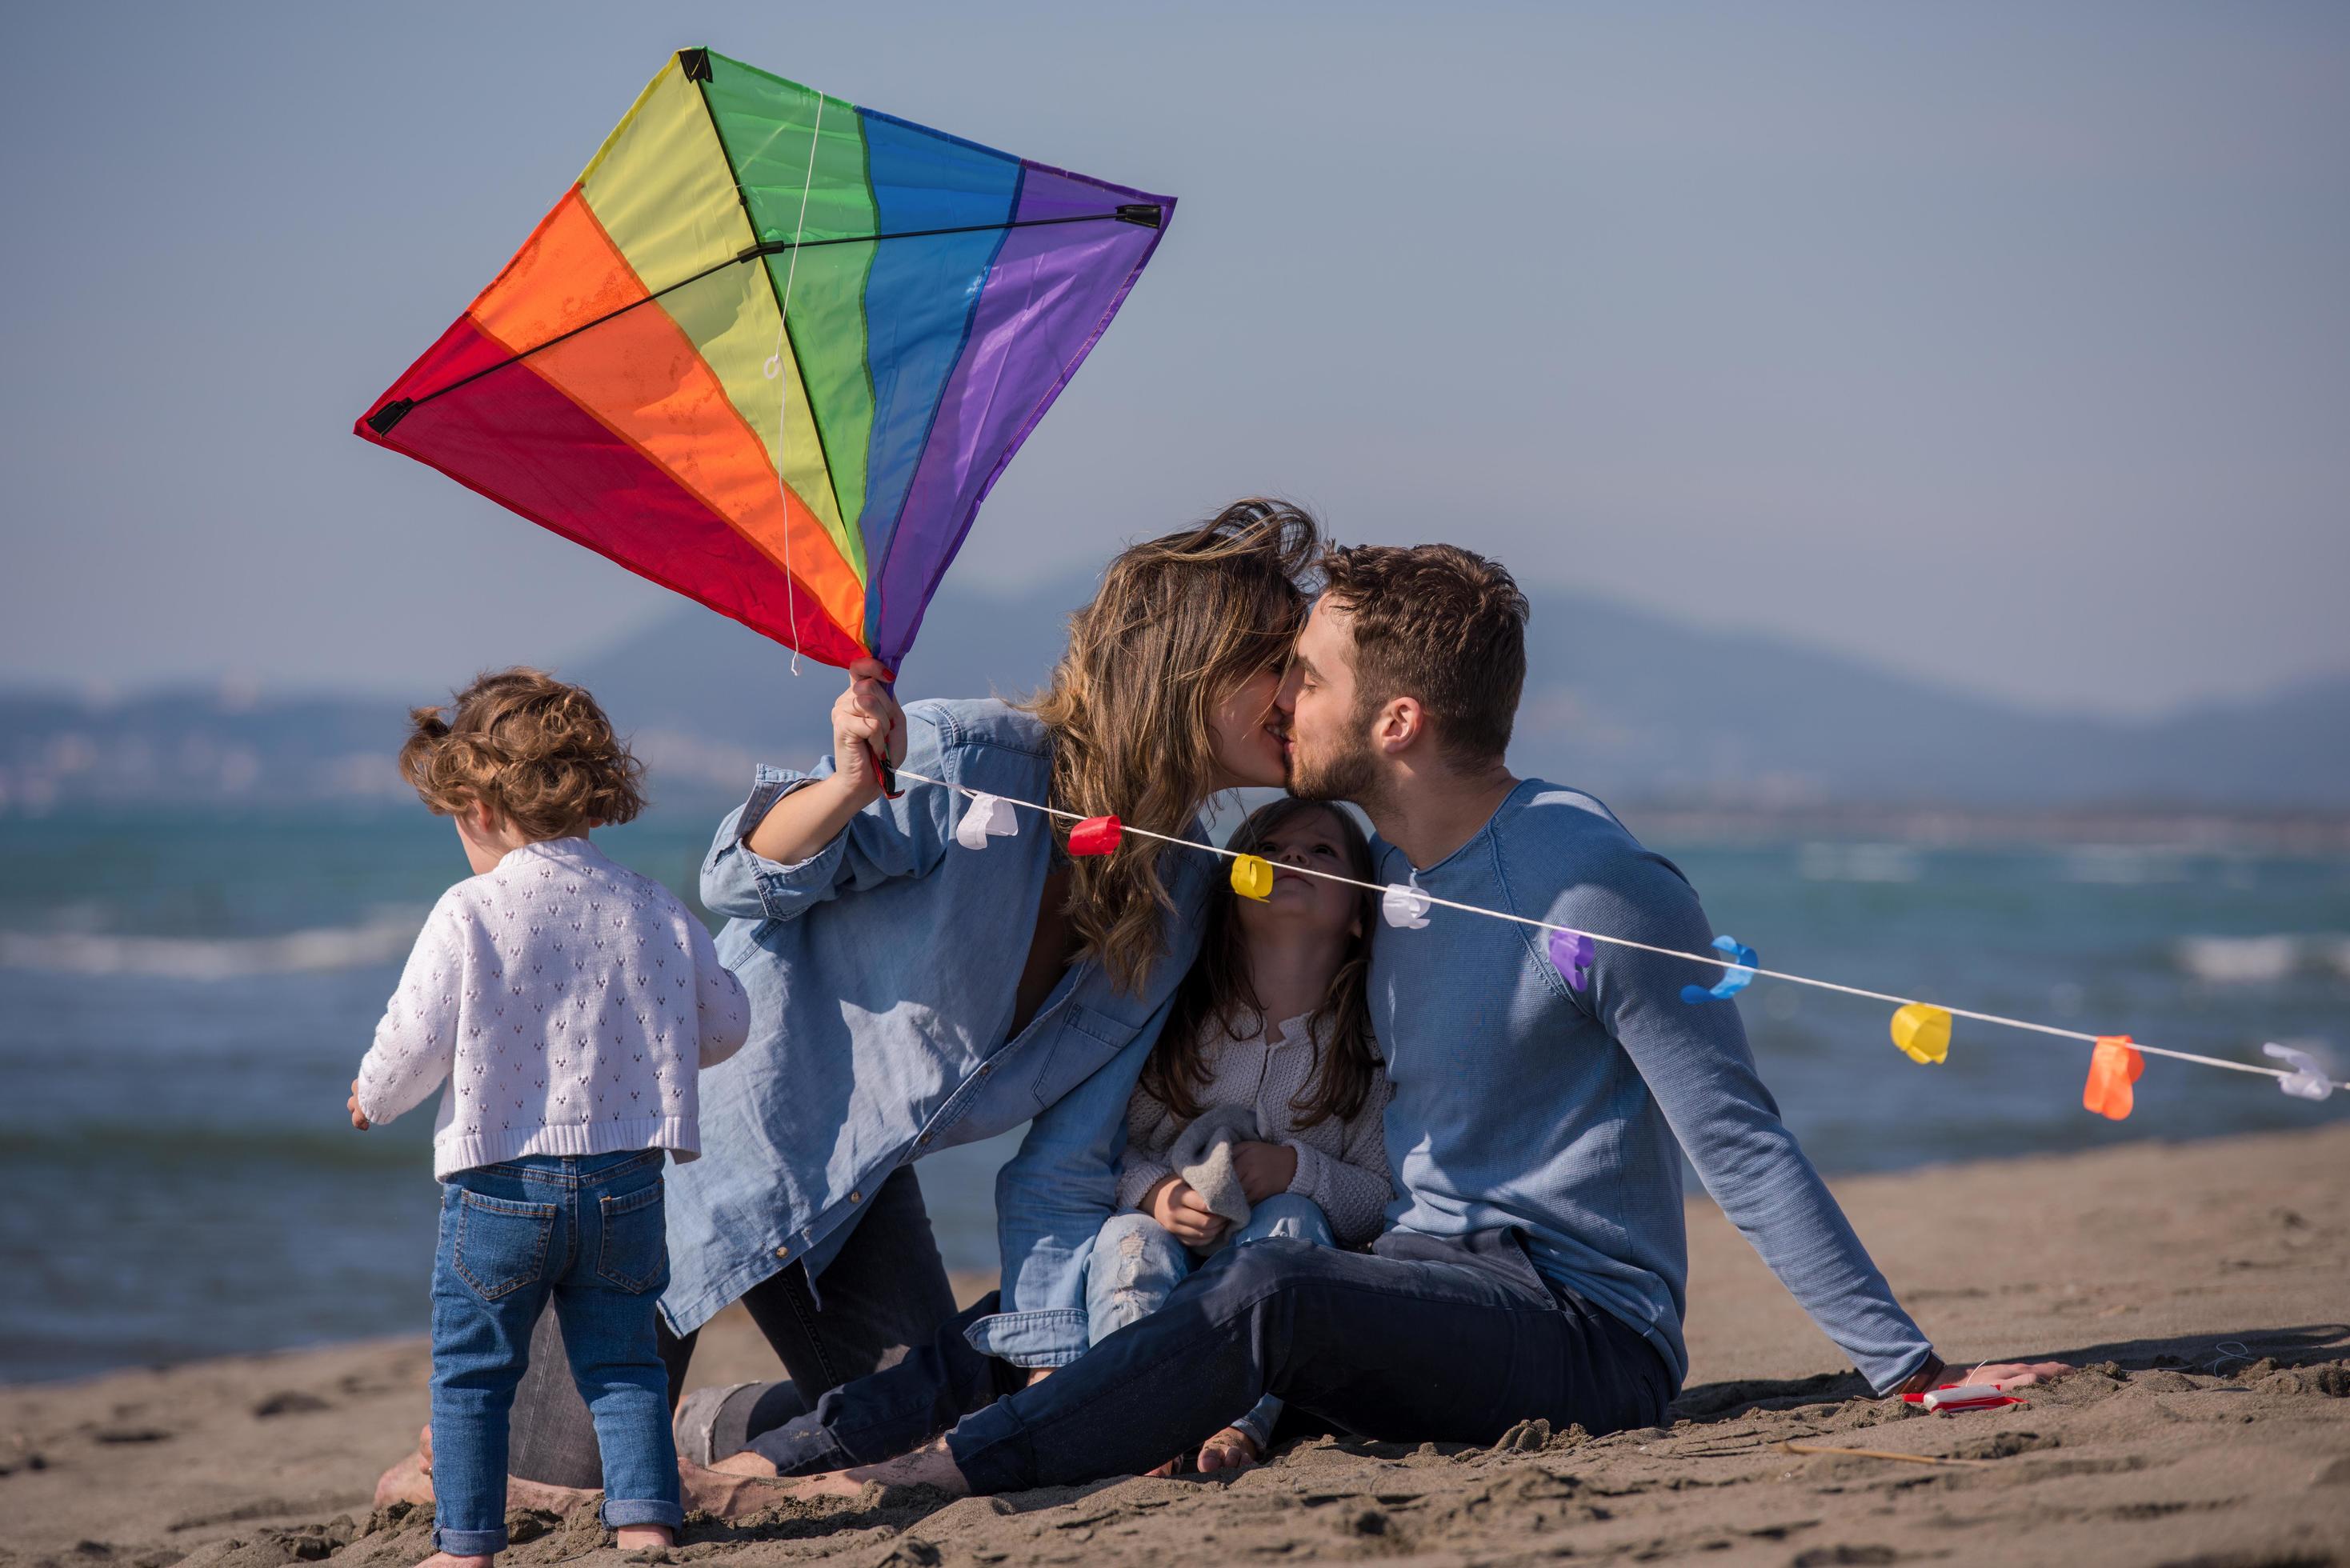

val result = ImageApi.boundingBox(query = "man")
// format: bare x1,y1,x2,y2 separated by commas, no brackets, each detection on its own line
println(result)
715,542,2049,1502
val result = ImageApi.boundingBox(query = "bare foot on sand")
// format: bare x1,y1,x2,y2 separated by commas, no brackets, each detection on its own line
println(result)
679,1454,799,1519
414,1556,491,1568
613,1525,674,1551
787,1439,971,1502
374,1424,601,1518
1195,1424,1262,1474
375,1446,436,1510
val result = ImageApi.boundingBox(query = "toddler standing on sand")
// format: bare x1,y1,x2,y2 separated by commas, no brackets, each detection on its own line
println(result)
347,670,749,1566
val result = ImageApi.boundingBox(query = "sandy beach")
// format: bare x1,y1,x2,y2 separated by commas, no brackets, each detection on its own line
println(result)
4,1124,2344,1568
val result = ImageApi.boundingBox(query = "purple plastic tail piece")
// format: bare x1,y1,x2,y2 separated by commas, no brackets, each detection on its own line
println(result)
1547,930,1595,992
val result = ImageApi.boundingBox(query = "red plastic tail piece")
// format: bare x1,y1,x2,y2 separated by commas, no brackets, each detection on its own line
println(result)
2083,1035,2144,1120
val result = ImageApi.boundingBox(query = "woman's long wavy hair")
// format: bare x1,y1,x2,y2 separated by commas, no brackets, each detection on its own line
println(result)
1025,498,1319,994
1143,798,1381,1127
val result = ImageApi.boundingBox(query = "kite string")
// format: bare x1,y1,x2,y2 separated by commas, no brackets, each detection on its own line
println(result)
891,766,2346,1091
764,93,827,678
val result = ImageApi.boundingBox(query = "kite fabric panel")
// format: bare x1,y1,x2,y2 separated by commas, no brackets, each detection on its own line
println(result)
354,47,1174,672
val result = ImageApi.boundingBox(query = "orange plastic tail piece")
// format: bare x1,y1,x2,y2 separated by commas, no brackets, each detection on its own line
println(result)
2083,1035,2144,1120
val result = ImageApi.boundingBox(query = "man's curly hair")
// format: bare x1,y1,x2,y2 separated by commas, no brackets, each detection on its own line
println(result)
399,668,645,839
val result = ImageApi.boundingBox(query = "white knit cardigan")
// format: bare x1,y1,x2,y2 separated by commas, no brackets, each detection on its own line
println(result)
1115,1014,1395,1246
354,837,749,1178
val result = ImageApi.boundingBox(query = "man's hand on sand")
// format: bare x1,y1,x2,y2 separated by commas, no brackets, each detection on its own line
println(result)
1965,1360,2072,1390
1892,1354,2073,1398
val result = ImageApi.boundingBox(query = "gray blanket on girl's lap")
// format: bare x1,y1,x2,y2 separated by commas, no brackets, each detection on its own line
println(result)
1166,1104,1259,1246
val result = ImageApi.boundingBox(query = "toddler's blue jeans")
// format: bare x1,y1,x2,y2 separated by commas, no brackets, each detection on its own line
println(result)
430,1150,682,1554
1085,1193,1332,1454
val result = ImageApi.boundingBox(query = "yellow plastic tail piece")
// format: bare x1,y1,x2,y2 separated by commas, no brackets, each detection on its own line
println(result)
1889,1003,1952,1066
1230,854,1274,902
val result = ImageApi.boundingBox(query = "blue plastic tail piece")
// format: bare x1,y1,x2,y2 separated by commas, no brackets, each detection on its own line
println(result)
1680,935,1758,1005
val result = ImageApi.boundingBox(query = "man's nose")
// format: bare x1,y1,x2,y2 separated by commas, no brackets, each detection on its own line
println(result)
1272,666,1302,713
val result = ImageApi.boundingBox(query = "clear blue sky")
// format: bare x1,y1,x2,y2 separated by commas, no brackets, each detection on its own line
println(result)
3,2,2344,716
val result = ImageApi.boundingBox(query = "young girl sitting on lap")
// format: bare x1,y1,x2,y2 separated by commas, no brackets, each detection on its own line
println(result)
1096,798,1393,1473
347,670,750,1566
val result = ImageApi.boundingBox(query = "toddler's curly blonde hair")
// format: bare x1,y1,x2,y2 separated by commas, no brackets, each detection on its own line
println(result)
399,669,646,839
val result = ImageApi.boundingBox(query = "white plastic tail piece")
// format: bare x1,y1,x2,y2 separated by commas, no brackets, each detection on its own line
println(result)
1922,1384,2014,1412
955,791,1019,852
1382,881,1431,930
2263,1042,2334,1102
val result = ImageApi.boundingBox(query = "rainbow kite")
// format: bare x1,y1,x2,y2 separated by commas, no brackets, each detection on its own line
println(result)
356,47,1173,672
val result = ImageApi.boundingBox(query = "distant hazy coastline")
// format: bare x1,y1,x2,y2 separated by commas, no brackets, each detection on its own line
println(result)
6,575,2348,818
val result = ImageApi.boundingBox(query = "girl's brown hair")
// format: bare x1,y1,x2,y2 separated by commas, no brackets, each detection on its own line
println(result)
399,668,646,839
1025,499,1319,994
1142,798,1381,1128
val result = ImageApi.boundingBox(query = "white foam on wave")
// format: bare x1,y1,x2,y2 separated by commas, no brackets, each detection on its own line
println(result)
1797,842,1924,883
2062,846,2190,885
0,907,426,980
2172,934,2302,985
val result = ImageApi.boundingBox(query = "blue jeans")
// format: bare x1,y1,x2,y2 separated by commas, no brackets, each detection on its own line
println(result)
430,1150,682,1553
947,1226,1673,1492
1087,1194,1331,1452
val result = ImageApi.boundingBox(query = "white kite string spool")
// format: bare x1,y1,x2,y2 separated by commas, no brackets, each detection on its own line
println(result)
887,765,2347,1094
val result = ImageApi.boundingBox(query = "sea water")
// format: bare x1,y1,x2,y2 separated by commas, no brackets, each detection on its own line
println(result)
2,805,2344,1383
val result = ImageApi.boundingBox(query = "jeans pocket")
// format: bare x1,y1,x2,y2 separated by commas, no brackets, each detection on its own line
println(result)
453,1190,557,1302
596,1178,667,1294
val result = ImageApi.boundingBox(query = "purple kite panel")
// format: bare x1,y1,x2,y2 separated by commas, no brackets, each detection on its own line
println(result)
868,164,1173,665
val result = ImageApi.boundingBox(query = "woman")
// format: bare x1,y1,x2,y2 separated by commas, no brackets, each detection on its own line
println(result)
382,499,1320,1503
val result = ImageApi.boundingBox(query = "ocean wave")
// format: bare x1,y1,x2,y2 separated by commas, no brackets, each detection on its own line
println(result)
0,1121,423,1171
2172,934,2312,984
1797,842,1924,883
0,908,425,979
2061,846,2190,885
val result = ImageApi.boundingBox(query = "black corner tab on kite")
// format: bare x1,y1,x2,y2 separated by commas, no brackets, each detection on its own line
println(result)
1113,203,1164,229
678,48,713,82
366,399,414,436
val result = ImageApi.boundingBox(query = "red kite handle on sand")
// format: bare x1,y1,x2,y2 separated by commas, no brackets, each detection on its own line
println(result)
1905,1384,2028,1414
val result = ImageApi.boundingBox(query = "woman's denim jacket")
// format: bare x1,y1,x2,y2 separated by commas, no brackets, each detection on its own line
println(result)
662,698,1211,1366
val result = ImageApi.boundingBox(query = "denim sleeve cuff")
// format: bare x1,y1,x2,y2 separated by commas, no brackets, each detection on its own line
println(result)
1869,1344,1941,1398
963,1306,1091,1369
724,769,844,921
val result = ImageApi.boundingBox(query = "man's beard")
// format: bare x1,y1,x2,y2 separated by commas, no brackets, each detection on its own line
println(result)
1287,722,1382,806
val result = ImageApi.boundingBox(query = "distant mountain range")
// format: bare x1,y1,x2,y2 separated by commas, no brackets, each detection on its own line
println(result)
5,576,2345,815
